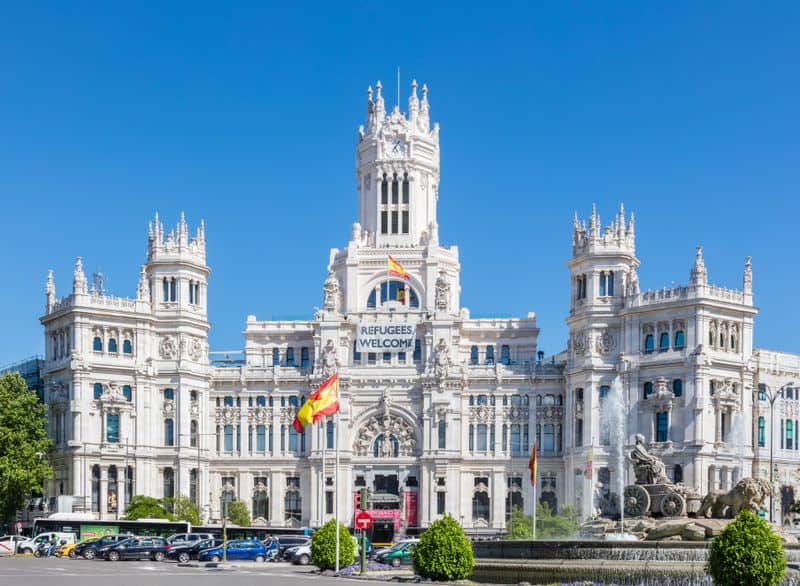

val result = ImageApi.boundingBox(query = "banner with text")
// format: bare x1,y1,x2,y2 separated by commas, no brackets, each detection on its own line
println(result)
356,322,416,354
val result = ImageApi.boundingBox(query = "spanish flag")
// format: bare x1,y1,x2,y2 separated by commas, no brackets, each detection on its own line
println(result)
528,441,538,487
292,373,340,433
388,255,410,280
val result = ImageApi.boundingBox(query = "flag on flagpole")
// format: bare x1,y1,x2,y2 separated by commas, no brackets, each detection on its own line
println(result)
584,447,593,479
293,373,340,433
388,255,410,280
528,441,538,486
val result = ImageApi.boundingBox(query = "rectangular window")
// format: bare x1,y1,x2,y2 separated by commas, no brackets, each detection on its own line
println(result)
391,211,398,234
256,425,266,452
402,211,409,234
437,491,445,515
476,424,488,451
381,211,388,234
107,414,119,443
656,412,669,442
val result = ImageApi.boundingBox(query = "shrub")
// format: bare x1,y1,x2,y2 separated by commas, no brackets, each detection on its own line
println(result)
413,514,474,580
707,508,785,586
225,500,251,526
311,520,355,571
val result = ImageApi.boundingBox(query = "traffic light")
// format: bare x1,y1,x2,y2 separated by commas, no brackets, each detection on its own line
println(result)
359,487,369,511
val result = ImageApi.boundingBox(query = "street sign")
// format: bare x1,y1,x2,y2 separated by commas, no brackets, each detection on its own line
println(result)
354,510,373,530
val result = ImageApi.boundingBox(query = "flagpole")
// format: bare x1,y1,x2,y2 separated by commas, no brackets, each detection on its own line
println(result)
334,409,340,573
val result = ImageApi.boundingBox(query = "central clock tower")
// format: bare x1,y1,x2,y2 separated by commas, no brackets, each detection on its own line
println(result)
356,80,441,247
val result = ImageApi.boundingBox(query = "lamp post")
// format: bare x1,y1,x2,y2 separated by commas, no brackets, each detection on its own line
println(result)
755,381,794,523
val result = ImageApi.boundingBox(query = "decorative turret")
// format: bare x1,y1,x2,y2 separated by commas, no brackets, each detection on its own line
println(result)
45,269,56,312
689,246,708,287
72,257,87,294
147,211,206,263
572,203,636,257
355,78,441,247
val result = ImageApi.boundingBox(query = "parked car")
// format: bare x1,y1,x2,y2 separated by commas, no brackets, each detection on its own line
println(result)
371,538,417,560
285,543,312,566
374,539,418,568
0,535,25,556
275,535,311,559
74,534,131,560
103,537,168,562
165,533,214,547
166,538,223,563
16,532,76,555
197,539,269,562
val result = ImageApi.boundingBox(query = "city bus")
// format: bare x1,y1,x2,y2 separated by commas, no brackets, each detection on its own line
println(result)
32,515,190,540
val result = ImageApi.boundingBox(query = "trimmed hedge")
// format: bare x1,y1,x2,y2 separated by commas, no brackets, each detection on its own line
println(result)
310,519,355,571
707,509,785,586
413,514,474,580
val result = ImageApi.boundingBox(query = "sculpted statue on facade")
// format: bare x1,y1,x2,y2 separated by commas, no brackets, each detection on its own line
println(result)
322,269,341,312
435,271,450,312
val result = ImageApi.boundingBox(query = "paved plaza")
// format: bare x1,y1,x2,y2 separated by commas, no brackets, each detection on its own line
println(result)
0,558,393,586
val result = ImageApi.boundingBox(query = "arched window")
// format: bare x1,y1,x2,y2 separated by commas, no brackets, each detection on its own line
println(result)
673,465,683,484
93,383,103,400
286,347,295,366
93,337,103,352
672,379,683,397
164,388,175,401
163,468,174,500
122,385,132,401
437,420,446,449
300,347,309,367
123,339,133,354
485,346,495,365
758,416,766,447
190,420,198,447
107,414,119,443
659,333,669,351
674,330,685,349
224,425,234,452
470,345,479,365
644,334,654,353
643,382,653,399
367,280,420,309
164,419,174,446
272,348,280,366
500,345,511,365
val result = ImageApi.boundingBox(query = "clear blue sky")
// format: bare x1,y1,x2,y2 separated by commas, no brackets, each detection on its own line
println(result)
1,2,798,366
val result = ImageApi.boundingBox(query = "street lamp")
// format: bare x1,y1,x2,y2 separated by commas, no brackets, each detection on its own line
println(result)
754,381,794,523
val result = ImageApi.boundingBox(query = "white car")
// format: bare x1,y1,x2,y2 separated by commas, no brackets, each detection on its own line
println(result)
0,535,24,556
285,544,312,565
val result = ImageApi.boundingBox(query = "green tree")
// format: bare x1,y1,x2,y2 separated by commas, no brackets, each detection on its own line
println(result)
413,514,474,580
310,519,355,570
164,495,200,525
226,499,250,526
535,502,580,539
707,509,785,586
124,496,169,520
0,373,52,523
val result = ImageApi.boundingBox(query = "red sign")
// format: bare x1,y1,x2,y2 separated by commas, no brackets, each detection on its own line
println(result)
405,491,418,527
354,511,373,530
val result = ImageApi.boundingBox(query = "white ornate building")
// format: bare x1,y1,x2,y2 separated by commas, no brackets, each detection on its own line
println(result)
39,80,800,536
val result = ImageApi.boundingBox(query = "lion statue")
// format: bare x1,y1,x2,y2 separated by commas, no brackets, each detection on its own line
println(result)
697,477,772,519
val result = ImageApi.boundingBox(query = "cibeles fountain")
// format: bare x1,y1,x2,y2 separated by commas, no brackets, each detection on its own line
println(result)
472,378,800,585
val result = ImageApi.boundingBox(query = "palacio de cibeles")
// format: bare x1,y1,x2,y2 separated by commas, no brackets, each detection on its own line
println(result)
23,80,800,582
